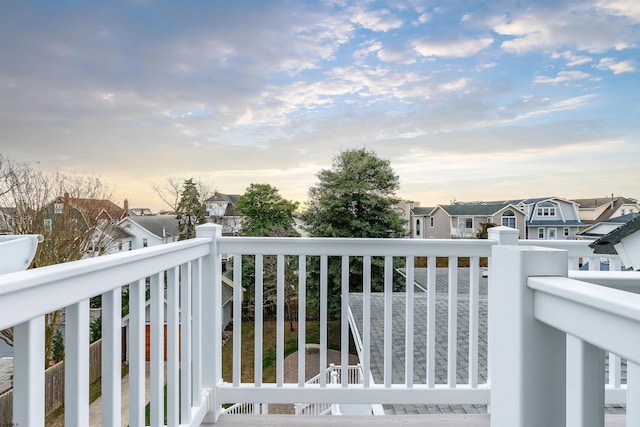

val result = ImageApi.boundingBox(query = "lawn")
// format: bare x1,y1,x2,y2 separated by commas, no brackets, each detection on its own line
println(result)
222,320,353,383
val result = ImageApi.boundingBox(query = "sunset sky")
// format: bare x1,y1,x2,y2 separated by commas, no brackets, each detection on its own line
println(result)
1,1,638,211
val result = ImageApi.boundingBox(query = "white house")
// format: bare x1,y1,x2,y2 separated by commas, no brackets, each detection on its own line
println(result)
204,192,243,235
116,215,179,249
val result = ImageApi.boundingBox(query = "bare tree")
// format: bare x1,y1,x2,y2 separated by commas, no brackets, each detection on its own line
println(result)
153,176,215,212
0,156,122,366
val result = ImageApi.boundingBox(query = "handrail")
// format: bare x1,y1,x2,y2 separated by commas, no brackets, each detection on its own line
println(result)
217,236,496,257
529,275,640,365
0,238,210,329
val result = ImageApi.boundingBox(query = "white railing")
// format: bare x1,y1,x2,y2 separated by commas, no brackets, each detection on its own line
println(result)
490,244,639,426
0,225,629,426
294,364,364,415
0,229,221,427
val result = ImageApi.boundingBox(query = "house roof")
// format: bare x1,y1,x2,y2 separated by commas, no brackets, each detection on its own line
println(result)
411,207,434,216
527,220,584,227
121,215,179,239
590,214,640,255
61,197,128,222
205,192,242,217
349,267,489,415
439,203,517,216
572,196,640,224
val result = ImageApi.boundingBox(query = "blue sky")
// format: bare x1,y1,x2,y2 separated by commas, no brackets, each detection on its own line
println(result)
0,0,638,210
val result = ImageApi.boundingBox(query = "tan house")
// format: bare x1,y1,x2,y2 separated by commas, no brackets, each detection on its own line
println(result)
412,202,526,239
571,195,640,227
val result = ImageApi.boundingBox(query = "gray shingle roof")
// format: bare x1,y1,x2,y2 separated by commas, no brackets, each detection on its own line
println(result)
126,215,179,238
439,203,511,216
349,268,488,415
590,215,640,255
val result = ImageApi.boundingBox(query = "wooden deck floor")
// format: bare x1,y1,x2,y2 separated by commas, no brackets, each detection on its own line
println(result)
205,414,627,426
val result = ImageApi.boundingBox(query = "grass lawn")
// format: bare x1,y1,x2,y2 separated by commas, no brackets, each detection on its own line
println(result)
222,320,353,383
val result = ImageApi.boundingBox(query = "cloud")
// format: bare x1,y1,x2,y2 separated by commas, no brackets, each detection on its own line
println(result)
534,70,597,84
594,57,636,73
494,2,640,54
596,0,640,22
412,36,494,58
350,8,404,32
377,48,416,64
551,51,593,66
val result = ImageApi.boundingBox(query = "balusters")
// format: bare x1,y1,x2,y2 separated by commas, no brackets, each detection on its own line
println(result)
254,255,264,387
448,257,458,387
149,273,164,427
65,299,89,427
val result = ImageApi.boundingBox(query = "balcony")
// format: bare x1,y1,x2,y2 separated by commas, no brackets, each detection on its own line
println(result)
0,225,638,426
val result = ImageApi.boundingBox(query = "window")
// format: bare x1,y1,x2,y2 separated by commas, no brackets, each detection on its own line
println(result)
538,228,544,239
537,204,556,217
142,238,148,248
564,228,570,237
430,217,434,228
6,217,13,226
44,218,52,231
54,203,63,214
458,217,473,229
501,210,516,228
548,228,557,239
128,241,133,251
416,219,420,236
118,242,123,251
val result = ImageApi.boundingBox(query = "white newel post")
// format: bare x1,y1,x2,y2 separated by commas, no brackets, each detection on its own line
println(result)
489,245,568,427
197,223,223,423
488,226,520,246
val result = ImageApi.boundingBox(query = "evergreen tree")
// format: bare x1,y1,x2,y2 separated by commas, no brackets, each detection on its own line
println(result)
176,178,206,240
300,148,406,317
301,147,405,238
235,183,299,237
234,184,299,329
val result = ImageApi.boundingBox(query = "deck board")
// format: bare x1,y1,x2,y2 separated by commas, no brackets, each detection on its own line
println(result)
205,414,626,426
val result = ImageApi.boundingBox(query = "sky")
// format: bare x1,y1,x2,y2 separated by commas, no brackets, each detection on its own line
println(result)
1,0,638,212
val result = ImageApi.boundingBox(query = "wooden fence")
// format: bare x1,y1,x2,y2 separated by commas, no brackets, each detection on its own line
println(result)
0,338,102,425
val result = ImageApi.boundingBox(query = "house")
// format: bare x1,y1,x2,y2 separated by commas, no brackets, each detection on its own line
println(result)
413,202,526,239
128,207,154,216
507,196,585,240
120,283,233,363
204,192,243,235
590,214,640,270
577,213,640,240
571,195,640,226
116,214,179,249
409,206,435,239
0,207,16,234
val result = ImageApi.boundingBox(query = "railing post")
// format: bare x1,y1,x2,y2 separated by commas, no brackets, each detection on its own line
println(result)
197,223,223,422
489,245,568,427
488,225,519,245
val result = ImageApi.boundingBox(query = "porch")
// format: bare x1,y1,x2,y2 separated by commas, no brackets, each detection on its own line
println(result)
1,225,639,426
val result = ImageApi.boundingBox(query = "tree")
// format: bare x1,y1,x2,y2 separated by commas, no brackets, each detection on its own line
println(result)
0,155,121,366
300,148,406,317
153,176,214,212
301,147,405,238
234,184,300,330
176,178,206,240
235,183,299,237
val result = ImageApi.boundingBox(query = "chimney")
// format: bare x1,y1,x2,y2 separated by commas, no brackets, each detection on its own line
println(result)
124,199,129,211
611,193,615,209
64,192,69,204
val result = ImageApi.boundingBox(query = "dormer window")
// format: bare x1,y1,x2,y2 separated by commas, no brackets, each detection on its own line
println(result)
537,203,556,217
54,203,64,214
